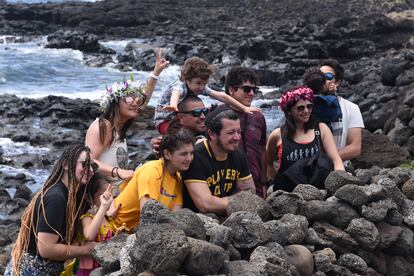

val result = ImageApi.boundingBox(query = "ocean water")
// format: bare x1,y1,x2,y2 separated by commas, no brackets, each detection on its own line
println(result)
0,35,284,196
0,37,179,107
6,0,100,3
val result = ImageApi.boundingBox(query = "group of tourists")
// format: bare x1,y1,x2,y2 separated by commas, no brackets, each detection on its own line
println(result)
6,49,364,275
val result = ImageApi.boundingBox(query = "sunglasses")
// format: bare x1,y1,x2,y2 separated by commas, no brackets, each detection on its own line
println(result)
324,72,336,81
295,103,314,112
237,85,260,94
79,160,99,173
179,108,209,117
124,94,147,107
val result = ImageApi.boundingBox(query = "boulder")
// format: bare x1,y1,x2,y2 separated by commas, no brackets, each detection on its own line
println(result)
346,218,380,251
182,237,226,275
155,208,207,240
353,130,411,168
265,191,303,219
312,221,359,254
324,170,363,195
279,214,309,244
120,224,190,275
223,211,271,249
249,246,299,276
226,191,270,221
93,233,128,271
293,184,326,201
221,260,266,276
337,253,368,275
313,248,336,273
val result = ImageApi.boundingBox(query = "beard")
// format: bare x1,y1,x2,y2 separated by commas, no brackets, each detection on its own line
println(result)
216,135,238,152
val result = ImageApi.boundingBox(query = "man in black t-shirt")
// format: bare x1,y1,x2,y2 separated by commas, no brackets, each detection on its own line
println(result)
182,108,255,215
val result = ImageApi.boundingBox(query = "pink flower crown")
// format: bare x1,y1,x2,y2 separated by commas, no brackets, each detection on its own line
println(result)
279,86,314,112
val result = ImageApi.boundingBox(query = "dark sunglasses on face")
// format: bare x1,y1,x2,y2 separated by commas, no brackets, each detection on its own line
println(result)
80,160,99,173
295,103,314,112
324,72,336,81
180,108,209,117
237,85,260,94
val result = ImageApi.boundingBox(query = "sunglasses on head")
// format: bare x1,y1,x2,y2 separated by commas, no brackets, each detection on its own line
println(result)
237,85,260,94
324,72,336,81
80,160,99,173
295,103,314,112
180,108,209,117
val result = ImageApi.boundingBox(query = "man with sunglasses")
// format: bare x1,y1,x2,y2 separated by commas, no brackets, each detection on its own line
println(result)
224,67,267,198
149,96,208,157
175,95,209,140
319,59,364,164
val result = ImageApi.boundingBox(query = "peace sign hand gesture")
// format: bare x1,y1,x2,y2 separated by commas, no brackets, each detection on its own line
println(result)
153,48,169,76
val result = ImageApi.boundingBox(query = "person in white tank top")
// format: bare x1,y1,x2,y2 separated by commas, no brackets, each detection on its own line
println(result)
85,49,169,188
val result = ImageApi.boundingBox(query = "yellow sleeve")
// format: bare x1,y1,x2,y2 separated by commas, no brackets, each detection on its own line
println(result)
136,164,162,201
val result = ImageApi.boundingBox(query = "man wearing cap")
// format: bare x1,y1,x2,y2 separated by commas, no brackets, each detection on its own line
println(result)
224,67,267,198
319,59,364,164
182,108,256,215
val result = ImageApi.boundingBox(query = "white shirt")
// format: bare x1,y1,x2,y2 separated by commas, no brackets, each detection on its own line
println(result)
331,96,364,151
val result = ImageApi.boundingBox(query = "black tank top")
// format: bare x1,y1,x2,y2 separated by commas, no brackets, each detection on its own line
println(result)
279,129,320,173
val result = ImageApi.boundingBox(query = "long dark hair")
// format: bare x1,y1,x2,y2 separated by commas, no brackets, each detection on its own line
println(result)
279,87,315,140
281,106,316,140
86,172,111,206
98,100,134,144
159,118,195,160
12,144,92,275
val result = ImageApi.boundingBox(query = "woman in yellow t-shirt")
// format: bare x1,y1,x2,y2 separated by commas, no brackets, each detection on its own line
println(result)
112,121,195,230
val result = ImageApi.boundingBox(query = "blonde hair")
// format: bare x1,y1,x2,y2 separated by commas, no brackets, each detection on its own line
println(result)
11,144,92,275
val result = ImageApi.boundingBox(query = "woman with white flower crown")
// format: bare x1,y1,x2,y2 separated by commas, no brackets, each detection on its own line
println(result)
86,48,169,194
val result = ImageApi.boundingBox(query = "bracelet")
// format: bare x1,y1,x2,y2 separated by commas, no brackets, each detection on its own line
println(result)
111,167,118,178
149,72,159,80
116,167,125,180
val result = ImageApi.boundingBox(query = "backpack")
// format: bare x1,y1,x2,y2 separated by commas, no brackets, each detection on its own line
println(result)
273,124,334,192
312,95,342,129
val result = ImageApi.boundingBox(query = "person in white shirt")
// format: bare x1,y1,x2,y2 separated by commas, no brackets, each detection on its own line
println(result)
319,59,364,163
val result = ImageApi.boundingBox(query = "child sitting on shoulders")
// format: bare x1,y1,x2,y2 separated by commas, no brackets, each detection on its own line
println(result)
77,173,119,276
154,57,259,134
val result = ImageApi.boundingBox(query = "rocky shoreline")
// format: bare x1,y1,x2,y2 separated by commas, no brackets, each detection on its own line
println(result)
83,169,414,275
0,94,412,275
2,0,414,156
1,0,414,274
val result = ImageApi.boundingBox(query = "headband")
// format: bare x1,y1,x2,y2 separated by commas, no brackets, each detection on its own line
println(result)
279,86,314,112
99,77,147,112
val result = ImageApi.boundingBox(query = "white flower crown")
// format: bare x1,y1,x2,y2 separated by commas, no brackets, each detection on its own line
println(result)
99,78,147,112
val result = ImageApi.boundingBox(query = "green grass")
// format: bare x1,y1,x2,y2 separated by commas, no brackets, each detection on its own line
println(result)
400,160,414,171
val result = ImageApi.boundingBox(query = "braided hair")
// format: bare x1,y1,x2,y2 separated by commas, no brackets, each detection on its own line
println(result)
11,144,93,275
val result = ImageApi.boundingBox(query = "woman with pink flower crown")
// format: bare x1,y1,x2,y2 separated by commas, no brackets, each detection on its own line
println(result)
266,86,344,192
86,48,169,195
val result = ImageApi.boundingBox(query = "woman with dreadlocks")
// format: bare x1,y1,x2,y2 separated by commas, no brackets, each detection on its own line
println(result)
86,48,169,191
6,144,99,275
